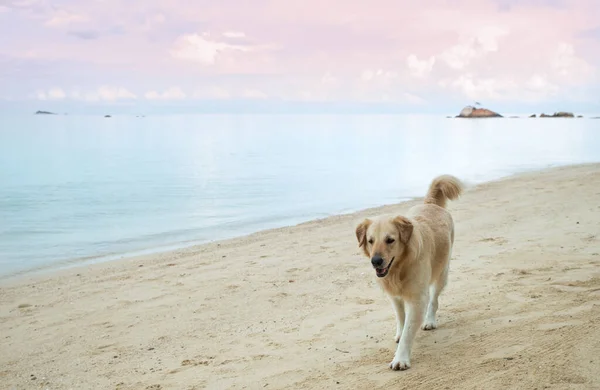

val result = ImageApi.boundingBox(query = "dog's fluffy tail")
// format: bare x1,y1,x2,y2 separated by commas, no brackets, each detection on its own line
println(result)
423,175,463,209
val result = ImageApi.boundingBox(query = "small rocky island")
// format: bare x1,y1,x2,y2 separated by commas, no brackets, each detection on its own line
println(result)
539,112,575,118
35,110,57,115
456,105,503,118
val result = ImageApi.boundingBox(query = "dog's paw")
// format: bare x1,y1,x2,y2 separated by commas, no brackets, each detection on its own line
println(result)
394,332,401,343
421,320,437,331
389,355,411,371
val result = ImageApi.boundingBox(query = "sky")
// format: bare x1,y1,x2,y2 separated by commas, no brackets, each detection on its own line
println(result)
1,0,599,114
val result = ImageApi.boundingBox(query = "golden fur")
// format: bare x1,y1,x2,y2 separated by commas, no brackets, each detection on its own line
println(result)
355,175,463,370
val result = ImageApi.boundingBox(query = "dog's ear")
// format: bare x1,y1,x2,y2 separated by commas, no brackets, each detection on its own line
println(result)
355,219,372,248
393,216,413,244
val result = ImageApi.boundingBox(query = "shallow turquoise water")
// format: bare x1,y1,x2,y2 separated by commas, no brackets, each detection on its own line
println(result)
1,114,599,277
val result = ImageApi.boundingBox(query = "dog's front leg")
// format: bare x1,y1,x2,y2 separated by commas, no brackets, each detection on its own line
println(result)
390,297,405,343
389,296,425,371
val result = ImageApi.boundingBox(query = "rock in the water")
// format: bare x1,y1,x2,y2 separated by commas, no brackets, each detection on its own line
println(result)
458,106,474,117
35,110,57,115
577,115,583,118
104,115,112,118
540,112,574,118
529,114,536,118
456,106,502,118
554,111,574,117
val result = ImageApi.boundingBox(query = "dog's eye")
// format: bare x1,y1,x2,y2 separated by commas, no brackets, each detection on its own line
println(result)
385,237,395,244
367,238,374,245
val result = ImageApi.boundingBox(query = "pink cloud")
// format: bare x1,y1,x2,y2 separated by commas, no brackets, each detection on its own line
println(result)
0,0,599,106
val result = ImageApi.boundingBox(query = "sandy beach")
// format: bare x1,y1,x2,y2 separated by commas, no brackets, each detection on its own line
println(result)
1,164,599,390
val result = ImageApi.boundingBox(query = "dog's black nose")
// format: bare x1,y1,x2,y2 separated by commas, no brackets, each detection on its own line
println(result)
371,255,384,268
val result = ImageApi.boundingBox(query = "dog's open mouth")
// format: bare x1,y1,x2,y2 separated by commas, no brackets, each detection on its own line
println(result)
375,257,394,278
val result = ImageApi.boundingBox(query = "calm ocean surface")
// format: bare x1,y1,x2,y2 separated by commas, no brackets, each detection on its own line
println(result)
1,114,599,277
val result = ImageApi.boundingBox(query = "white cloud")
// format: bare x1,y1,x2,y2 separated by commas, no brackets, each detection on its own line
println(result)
526,74,559,95
440,26,509,70
406,54,436,78
551,42,596,84
0,6,9,13
144,87,186,100
34,87,138,102
438,72,566,103
192,87,265,99
360,70,374,82
476,26,509,52
84,86,137,101
44,10,88,27
144,91,160,100
360,69,398,83
48,87,66,99
445,74,518,100
171,33,252,65
436,37,595,102
242,89,268,99
193,87,231,99
35,87,66,100
223,31,246,38
439,44,478,70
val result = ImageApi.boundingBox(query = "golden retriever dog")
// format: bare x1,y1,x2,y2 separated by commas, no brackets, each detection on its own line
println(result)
355,175,463,371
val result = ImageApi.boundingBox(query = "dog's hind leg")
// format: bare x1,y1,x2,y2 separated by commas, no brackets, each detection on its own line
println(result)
422,256,450,330
390,297,405,343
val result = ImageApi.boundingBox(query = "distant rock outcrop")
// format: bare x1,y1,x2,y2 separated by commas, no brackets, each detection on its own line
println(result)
529,114,537,118
35,110,57,115
555,112,574,117
104,115,112,118
456,106,502,118
540,112,575,118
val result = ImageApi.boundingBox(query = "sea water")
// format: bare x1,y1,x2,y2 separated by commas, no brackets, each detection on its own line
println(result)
1,114,599,277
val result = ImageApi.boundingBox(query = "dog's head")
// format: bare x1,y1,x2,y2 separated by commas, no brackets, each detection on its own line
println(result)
355,215,413,278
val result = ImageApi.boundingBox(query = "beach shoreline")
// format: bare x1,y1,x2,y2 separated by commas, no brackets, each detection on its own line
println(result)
1,163,599,389
1,162,594,286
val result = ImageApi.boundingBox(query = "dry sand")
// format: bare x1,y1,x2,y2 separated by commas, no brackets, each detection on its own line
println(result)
1,164,600,390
